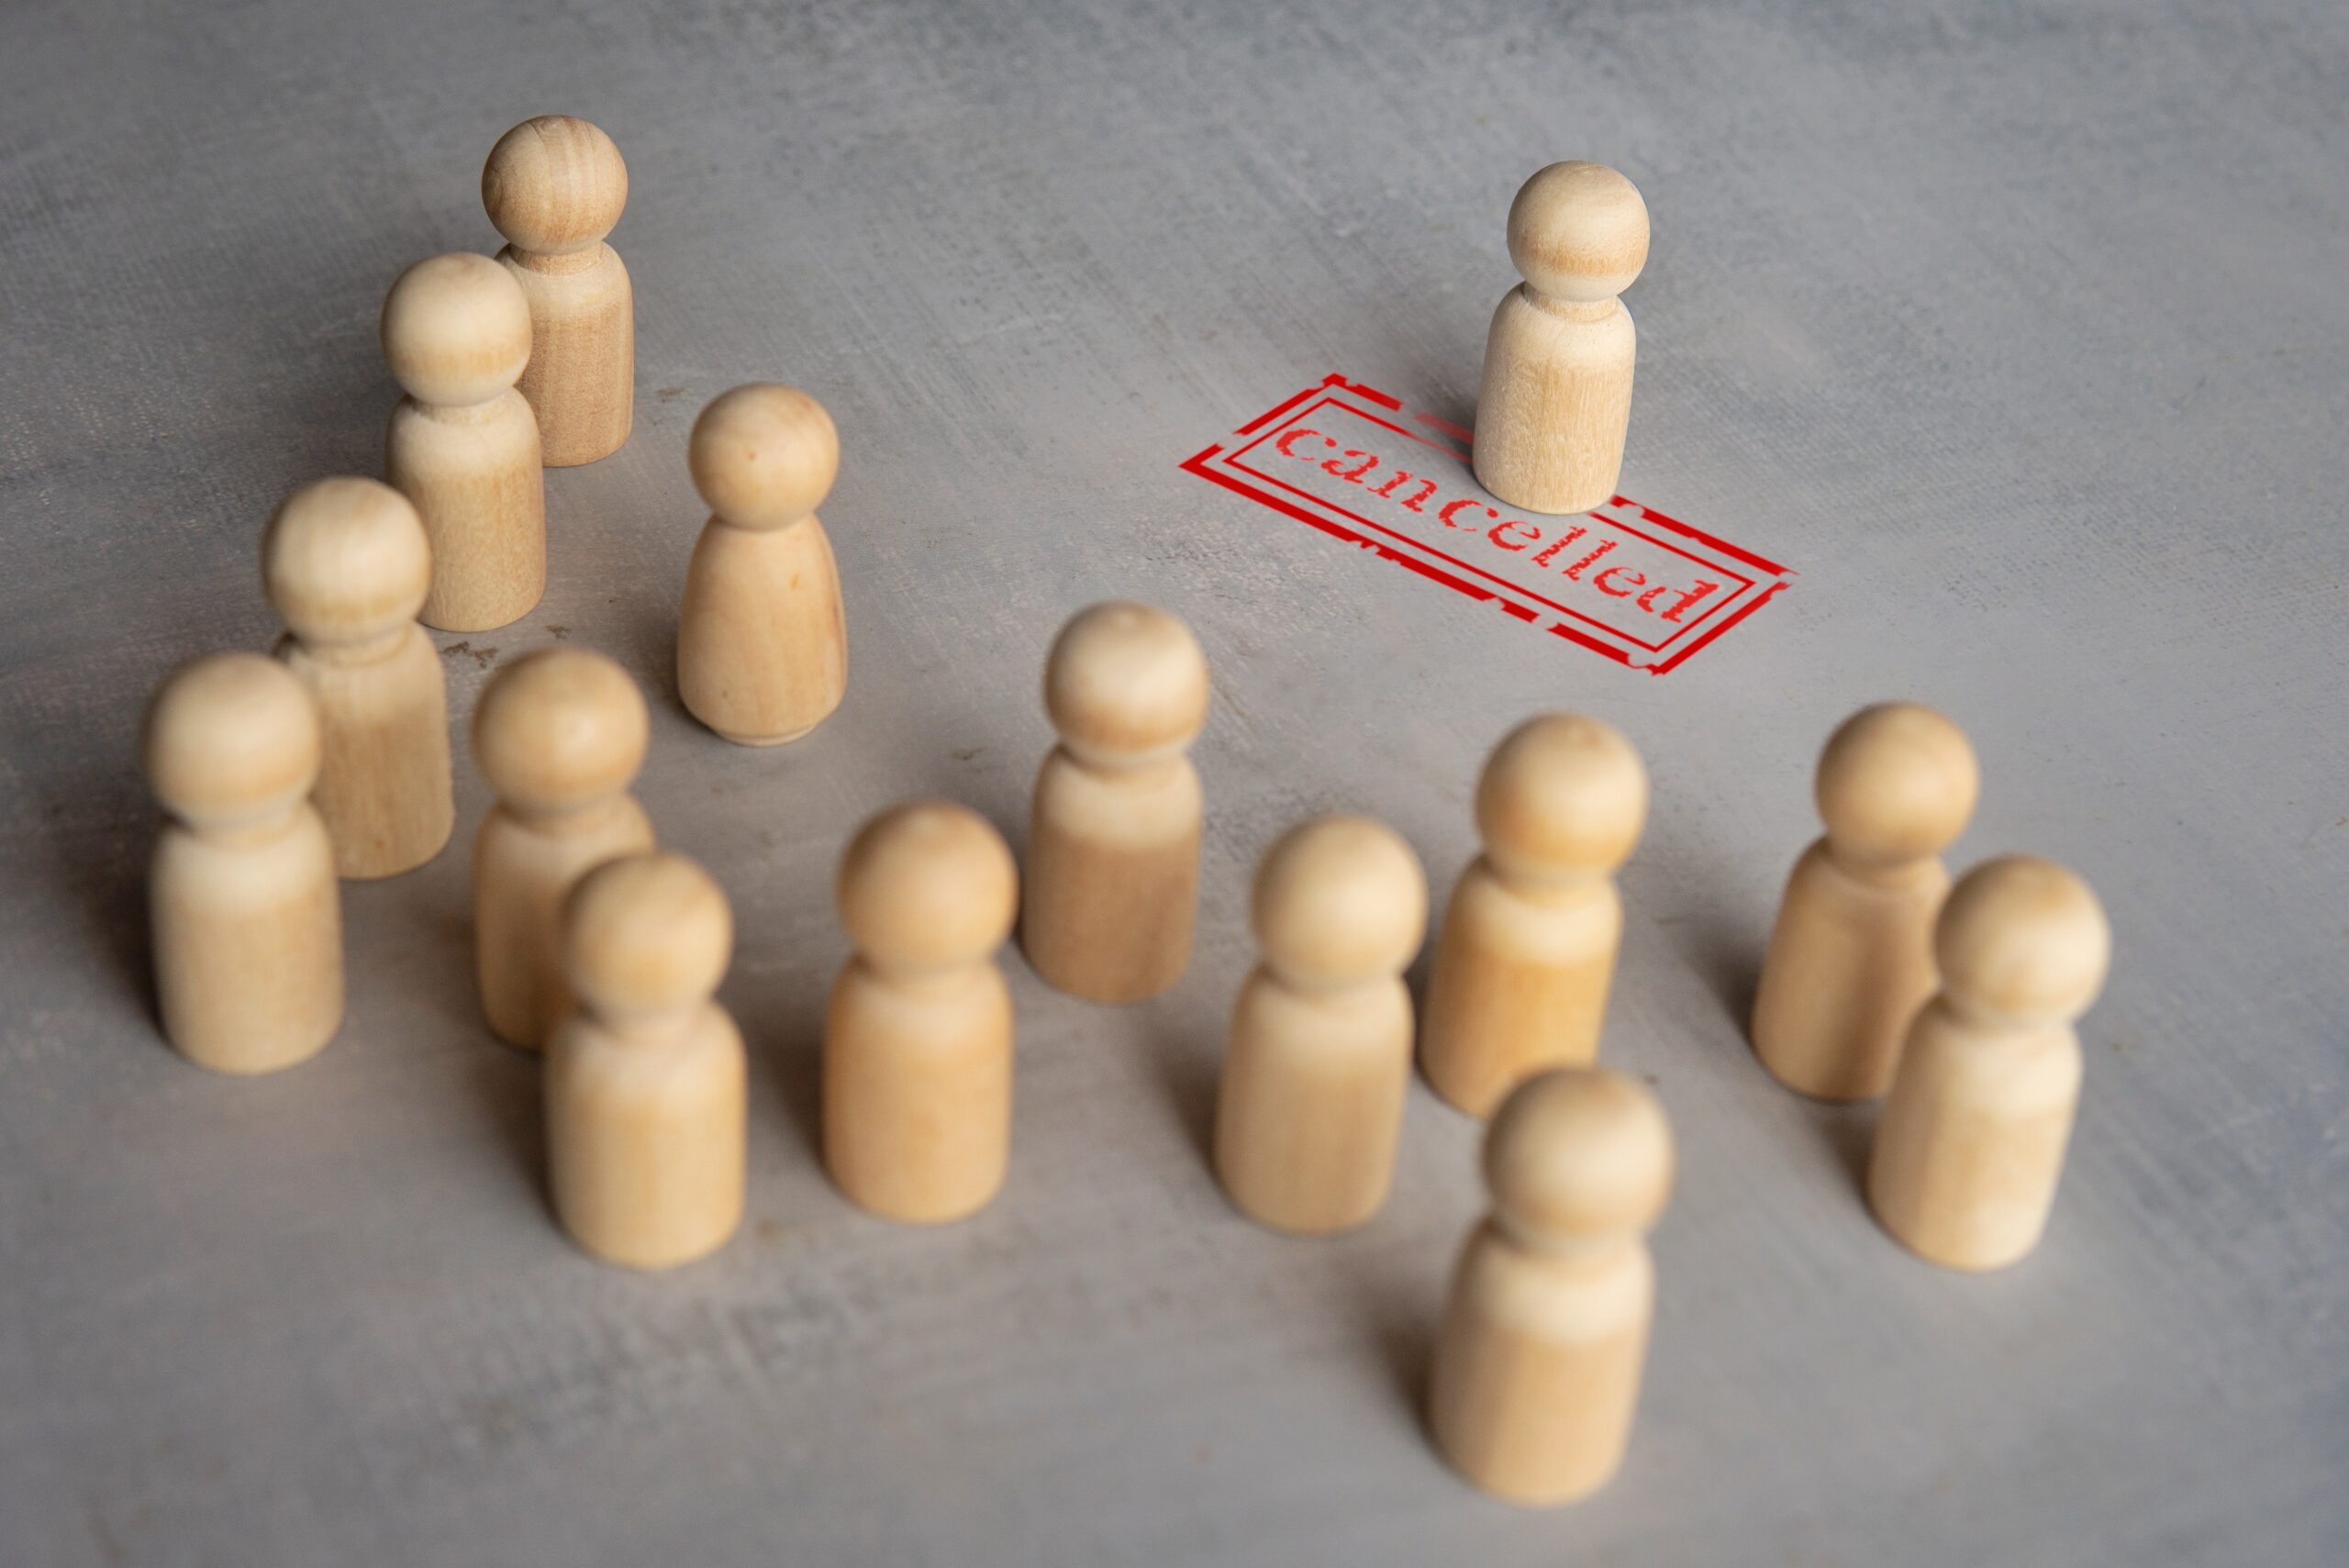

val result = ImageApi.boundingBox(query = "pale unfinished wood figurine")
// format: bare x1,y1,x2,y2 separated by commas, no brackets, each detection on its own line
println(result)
472,648,655,1051
382,251,545,631
1021,601,1208,1003
548,851,745,1269
1868,855,2110,1271
1214,815,1426,1234
1472,161,1649,516
262,476,454,880
824,800,1019,1224
1429,1066,1673,1506
1751,703,1979,1101
1420,714,1647,1118
484,115,633,466
145,652,343,1073
676,384,849,745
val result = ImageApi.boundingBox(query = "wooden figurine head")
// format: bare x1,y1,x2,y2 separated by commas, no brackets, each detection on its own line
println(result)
262,477,432,651
472,648,650,818
144,652,321,834
1506,161,1650,304
1042,601,1209,771
380,251,533,407
1252,814,1426,992
1815,703,1979,868
483,115,629,257
1485,1066,1674,1253
1475,714,1648,885
688,384,840,530
837,800,1018,978
1934,855,2110,1029
563,851,732,1029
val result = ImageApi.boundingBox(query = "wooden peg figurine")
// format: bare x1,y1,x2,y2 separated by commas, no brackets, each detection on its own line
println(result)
548,852,745,1269
472,648,655,1051
1472,161,1649,516
1751,704,1979,1100
676,384,849,745
1419,714,1647,1118
1021,601,1209,1003
144,653,343,1073
1214,815,1427,1234
382,251,546,631
484,115,633,465
262,477,455,880
824,801,1019,1224
1429,1066,1673,1506
1868,855,2110,1271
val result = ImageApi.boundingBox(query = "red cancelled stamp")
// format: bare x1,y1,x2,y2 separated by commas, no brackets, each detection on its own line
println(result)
1183,373,1793,674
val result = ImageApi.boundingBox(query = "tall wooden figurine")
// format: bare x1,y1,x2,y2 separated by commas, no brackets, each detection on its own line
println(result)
548,851,745,1269
676,384,849,745
1214,815,1426,1234
1021,601,1209,1003
484,114,633,465
1472,161,1649,516
382,251,546,631
824,800,1019,1224
1429,1066,1673,1506
262,476,454,879
144,653,343,1073
1751,703,1979,1100
1419,714,1647,1118
1868,855,2110,1271
472,648,655,1050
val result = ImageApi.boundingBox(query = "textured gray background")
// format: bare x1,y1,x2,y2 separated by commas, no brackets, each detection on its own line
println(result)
3,1,2344,1563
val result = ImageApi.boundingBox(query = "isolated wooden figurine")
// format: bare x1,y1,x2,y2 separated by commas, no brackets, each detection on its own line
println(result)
548,852,745,1269
824,801,1019,1224
1215,815,1427,1234
1751,703,1979,1100
484,115,633,465
144,653,343,1073
262,476,454,880
1472,161,1649,516
382,251,546,631
1419,714,1648,1118
472,648,655,1051
1429,1066,1673,1506
676,384,849,745
1021,601,1209,1003
1868,855,2111,1271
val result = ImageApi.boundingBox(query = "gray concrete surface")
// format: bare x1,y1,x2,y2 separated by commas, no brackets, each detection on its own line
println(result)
3,1,2344,1563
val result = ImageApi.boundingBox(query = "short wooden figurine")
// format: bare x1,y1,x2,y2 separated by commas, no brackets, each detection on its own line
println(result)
1021,601,1209,1003
1868,855,2110,1271
262,476,454,879
144,652,343,1073
1420,714,1647,1118
1214,814,1426,1234
1428,1066,1673,1506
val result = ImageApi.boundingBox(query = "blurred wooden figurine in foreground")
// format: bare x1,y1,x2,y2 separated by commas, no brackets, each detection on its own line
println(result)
1429,1067,1672,1506
263,477,454,879
1751,703,1979,1100
382,251,545,630
484,115,633,465
1420,714,1647,1118
1215,815,1426,1234
548,852,745,1269
145,653,343,1073
1021,602,1208,1003
824,801,1019,1223
676,384,849,745
473,649,655,1050
1868,855,2110,1271
1472,161,1648,517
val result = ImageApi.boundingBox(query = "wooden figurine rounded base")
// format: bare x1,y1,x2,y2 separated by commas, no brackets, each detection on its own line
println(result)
824,965,1015,1224
151,817,343,1074
283,628,455,880
500,247,633,466
387,394,548,632
1020,751,1203,1004
1471,290,1636,517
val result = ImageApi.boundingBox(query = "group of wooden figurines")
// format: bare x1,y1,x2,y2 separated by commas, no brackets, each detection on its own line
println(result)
135,118,2112,1509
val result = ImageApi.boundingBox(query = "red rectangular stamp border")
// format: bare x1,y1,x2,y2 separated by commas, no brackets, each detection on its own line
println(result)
1183,373,1794,675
